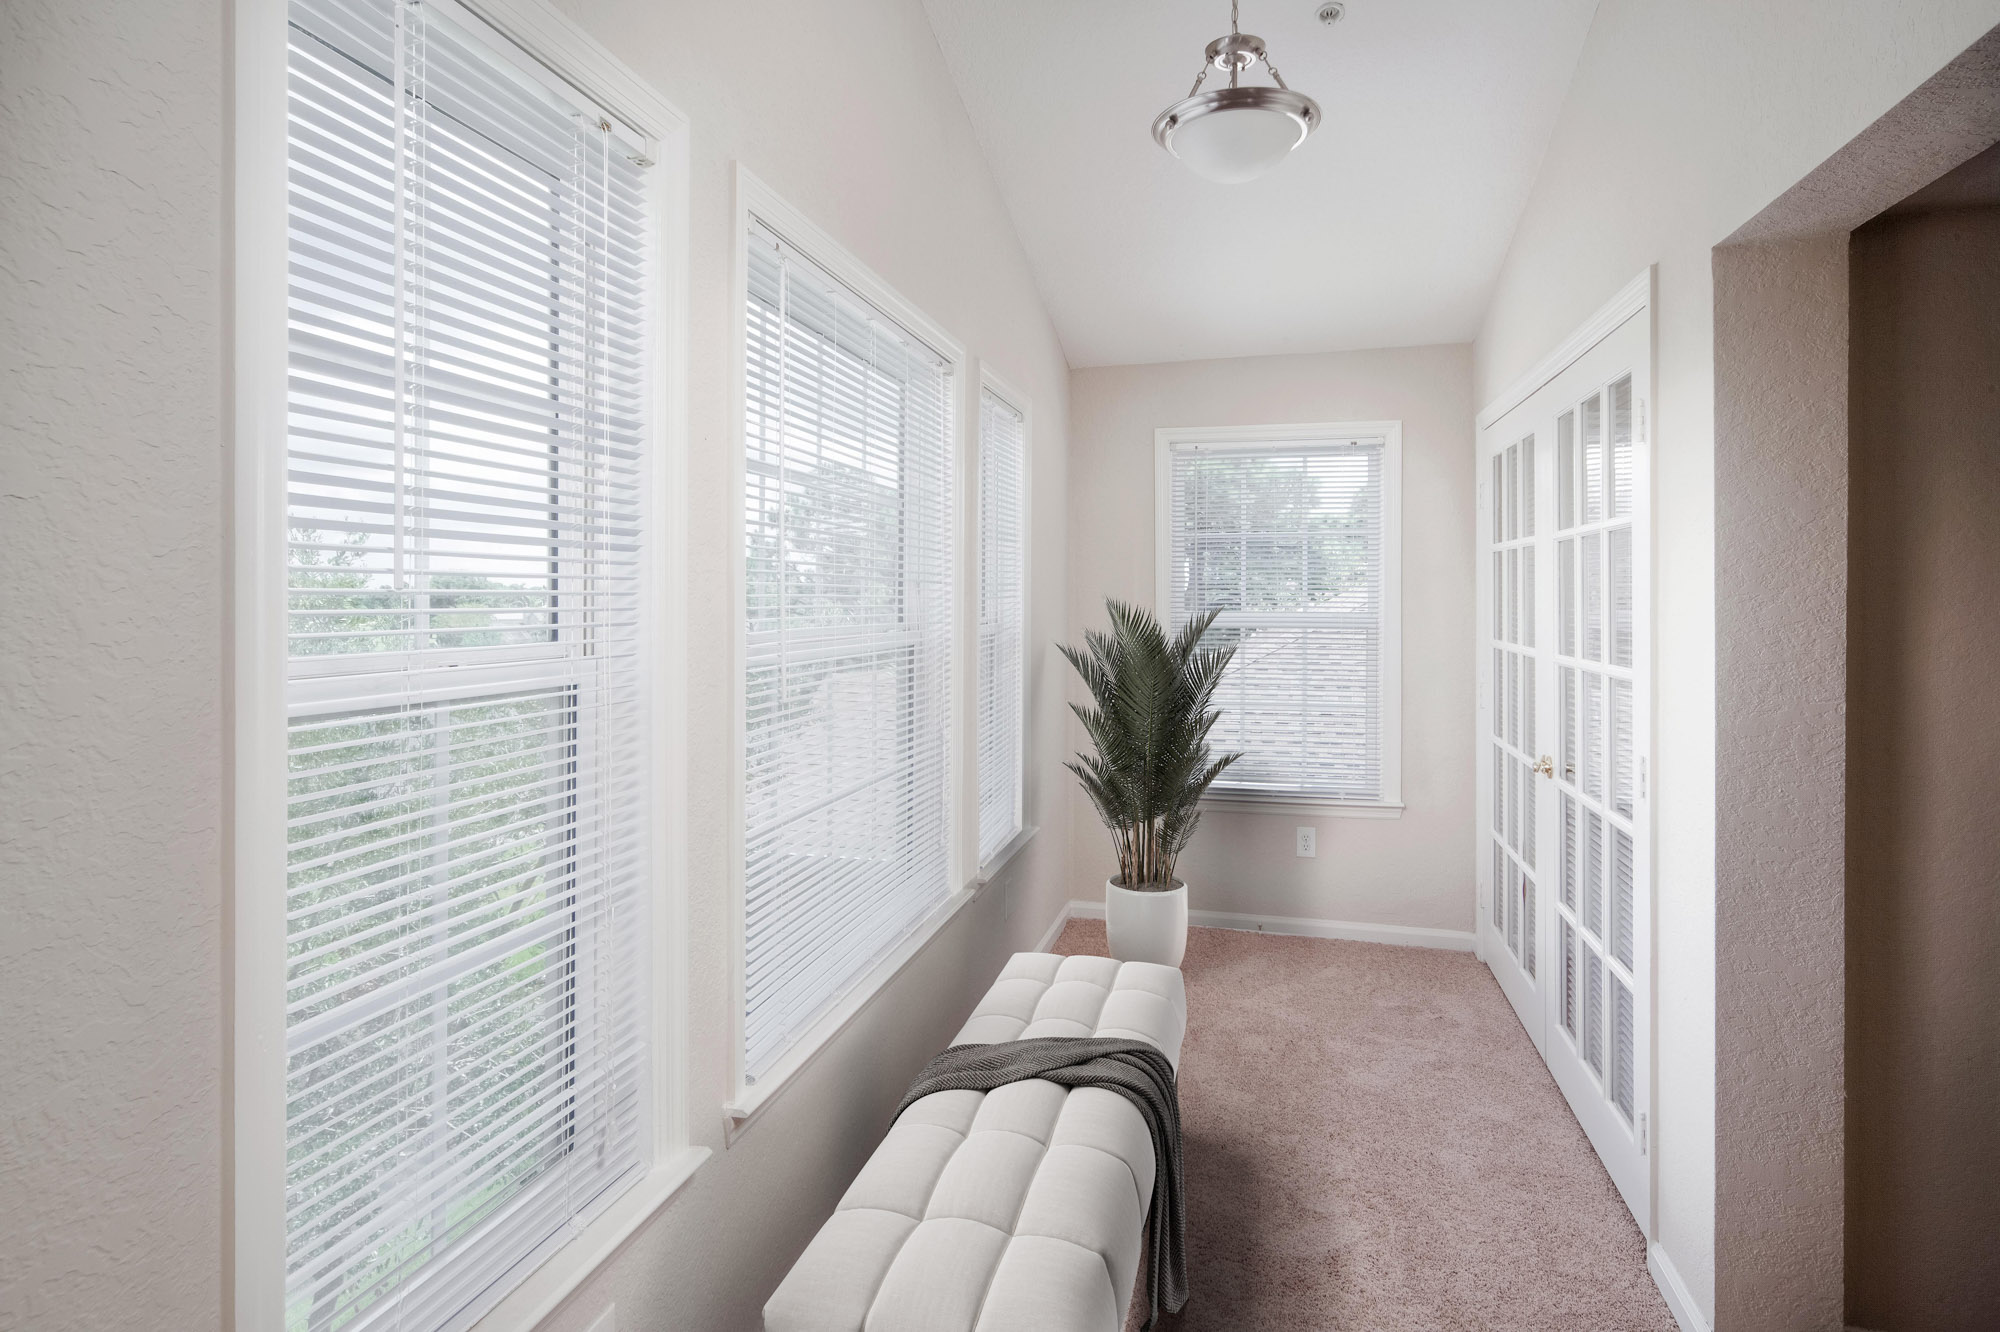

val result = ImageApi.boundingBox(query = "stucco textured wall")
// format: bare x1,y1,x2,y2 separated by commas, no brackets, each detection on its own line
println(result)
1474,4,2000,1319
1846,203,2000,1332
0,1,226,1328
1064,345,1476,935
1712,235,1850,1332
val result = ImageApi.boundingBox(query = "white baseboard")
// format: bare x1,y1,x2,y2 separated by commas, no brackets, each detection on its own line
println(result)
1648,1243,1710,1332
1030,901,1073,953
1061,899,1475,952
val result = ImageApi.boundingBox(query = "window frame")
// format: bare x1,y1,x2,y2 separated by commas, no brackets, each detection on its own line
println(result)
974,367,1036,883
230,1,703,1328
1153,420,1405,818
724,166,972,1129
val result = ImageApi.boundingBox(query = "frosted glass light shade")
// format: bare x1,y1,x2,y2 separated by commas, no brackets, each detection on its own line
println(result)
1152,86,1321,184
1167,105,1306,182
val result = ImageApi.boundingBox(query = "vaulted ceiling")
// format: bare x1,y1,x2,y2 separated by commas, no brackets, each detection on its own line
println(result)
921,0,1600,367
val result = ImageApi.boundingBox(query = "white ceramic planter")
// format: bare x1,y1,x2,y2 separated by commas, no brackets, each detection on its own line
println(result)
1104,879,1189,967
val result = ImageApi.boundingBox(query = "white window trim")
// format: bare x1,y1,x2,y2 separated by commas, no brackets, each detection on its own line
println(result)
230,2,704,1328
976,824,1042,885
1153,420,1405,816
725,166,972,1131
974,365,1033,883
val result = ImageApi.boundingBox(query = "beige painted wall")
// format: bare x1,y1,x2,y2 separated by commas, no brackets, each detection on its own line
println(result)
12,0,2000,1327
3,0,1073,1328
0,1,226,1327
1846,203,2000,1331
1474,3,2000,1321
1065,346,1476,934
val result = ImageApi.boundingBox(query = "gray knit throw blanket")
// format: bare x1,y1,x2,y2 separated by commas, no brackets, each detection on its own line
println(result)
894,1037,1186,1329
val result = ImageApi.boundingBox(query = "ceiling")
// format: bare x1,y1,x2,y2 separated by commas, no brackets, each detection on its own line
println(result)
920,0,1600,368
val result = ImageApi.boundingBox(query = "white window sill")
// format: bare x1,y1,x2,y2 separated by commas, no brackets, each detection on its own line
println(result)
470,1144,709,1331
977,824,1039,885
724,882,977,1134
1199,792,1405,819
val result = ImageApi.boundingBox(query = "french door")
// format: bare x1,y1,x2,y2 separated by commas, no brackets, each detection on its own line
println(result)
1478,304,1652,1229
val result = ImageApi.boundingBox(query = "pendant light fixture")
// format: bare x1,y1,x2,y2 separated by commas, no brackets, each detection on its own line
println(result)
1153,0,1323,184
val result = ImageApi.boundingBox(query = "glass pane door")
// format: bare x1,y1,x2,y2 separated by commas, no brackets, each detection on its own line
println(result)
1478,307,1651,1231
1482,427,1545,1049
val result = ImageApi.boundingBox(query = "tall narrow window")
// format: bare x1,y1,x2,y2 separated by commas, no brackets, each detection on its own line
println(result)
977,387,1027,866
283,1,653,1327
741,218,956,1080
1162,427,1400,804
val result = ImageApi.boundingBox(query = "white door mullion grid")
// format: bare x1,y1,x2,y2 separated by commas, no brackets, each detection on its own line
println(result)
1479,423,1545,1047
1543,329,1651,1225
1477,300,1652,1232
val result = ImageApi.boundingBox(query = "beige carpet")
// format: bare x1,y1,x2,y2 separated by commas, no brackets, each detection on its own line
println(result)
1049,920,1678,1332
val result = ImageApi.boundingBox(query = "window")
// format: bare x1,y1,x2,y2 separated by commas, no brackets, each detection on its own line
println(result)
976,384,1027,867
740,210,958,1083
1158,424,1402,807
280,0,657,1326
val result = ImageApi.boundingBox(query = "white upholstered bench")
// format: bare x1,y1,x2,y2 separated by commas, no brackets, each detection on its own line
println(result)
763,952,1188,1332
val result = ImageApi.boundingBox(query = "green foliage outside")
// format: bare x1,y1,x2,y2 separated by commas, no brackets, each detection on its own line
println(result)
1179,451,1377,617
283,623,580,1329
289,528,557,656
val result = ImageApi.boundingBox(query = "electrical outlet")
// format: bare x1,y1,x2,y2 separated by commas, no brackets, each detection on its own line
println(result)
1295,826,1317,858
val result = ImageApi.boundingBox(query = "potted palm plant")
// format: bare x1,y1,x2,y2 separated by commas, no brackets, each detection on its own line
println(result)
1061,599,1242,966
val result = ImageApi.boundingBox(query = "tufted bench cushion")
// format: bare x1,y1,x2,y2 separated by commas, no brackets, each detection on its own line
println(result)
763,952,1188,1332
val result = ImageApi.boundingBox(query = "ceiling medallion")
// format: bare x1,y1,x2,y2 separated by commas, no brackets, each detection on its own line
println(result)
1152,0,1323,184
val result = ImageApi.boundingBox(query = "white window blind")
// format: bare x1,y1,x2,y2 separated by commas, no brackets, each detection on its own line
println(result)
283,1,653,1328
1166,435,1389,801
742,220,956,1079
976,388,1026,865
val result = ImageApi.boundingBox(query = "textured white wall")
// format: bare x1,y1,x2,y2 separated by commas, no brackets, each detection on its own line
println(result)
0,2,226,1329
1474,1,2000,1323
1064,346,1476,935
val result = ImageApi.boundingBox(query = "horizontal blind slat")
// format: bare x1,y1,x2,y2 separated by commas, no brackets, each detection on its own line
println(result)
976,388,1026,863
283,2,652,1329
1169,439,1386,801
740,220,955,1079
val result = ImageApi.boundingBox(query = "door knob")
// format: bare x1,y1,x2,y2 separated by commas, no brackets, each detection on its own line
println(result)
1533,755,1554,779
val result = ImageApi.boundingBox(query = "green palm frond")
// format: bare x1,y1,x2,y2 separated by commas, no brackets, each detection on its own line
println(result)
1059,598,1244,889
